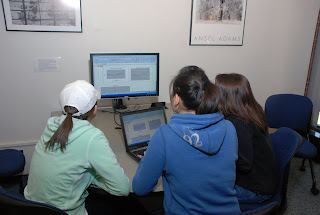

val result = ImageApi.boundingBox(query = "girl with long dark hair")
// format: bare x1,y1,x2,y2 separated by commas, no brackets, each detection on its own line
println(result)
215,73,278,204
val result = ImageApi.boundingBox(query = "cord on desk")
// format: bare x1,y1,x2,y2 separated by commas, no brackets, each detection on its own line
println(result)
100,109,123,126
100,104,142,128
114,111,121,126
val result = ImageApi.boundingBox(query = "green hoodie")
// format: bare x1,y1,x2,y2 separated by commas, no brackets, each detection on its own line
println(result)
24,115,130,215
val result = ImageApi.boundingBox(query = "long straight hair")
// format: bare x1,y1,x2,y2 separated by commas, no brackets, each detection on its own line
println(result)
45,104,96,152
215,73,269,134
170,66,219,114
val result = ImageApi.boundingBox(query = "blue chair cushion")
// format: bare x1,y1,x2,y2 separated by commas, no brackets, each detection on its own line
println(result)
240,191,282,212
295,137,318,158
240,201,279,215
0,149,25,177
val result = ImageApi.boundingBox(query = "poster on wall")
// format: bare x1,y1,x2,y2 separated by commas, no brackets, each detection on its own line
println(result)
1,0,82,32
190,0,247,46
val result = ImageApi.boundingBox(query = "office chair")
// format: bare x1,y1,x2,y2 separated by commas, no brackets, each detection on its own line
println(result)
240,127,302,214
0,149,26,193
0,185,67,215
265,94,319,195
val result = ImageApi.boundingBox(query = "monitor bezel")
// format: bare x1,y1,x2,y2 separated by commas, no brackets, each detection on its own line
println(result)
90,52,160,99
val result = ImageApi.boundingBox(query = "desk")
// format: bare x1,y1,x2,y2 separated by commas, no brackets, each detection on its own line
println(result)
52,104,173,192
310,126,320,139
309,126,320,160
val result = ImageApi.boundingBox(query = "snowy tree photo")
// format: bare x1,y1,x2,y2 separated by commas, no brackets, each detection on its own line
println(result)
196,0,244,24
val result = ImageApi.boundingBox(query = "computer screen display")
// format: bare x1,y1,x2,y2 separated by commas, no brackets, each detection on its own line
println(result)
121,108,167,146
90,53,159,98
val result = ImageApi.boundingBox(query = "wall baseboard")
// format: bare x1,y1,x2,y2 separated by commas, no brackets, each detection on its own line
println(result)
0,141,37,148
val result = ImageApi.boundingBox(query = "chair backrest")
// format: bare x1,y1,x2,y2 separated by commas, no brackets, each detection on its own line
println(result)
270,127,302,212
0,149,25,177
265,94,313,131
0,186,67,215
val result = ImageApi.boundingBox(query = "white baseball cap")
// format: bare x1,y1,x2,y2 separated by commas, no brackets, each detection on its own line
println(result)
59,80,101,116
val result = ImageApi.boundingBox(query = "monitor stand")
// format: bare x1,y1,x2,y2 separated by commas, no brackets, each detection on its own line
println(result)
113,98,127,110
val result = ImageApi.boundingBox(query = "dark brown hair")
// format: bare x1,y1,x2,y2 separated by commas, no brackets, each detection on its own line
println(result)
45,104,96,152
170,66,219,114
215,73,268,133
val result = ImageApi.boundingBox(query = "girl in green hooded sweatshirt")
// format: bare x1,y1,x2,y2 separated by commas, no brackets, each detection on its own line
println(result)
24,80,130,215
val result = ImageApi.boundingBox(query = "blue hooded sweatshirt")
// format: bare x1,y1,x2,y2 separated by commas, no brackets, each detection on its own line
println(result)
133,112,240,215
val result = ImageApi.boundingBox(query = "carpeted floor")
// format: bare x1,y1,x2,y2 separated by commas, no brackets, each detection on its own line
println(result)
284,157,320,215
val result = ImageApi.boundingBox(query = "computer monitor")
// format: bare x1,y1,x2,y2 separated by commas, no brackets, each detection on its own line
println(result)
90,53,159,109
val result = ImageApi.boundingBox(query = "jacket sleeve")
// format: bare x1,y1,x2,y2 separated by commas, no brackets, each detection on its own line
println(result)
132,127,165,196
88,130,130,196
229,118,254,173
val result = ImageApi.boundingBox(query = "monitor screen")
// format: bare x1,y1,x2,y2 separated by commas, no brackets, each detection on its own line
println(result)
90,53,159,99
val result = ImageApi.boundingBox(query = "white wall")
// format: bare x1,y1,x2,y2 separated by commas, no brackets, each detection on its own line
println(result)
0,0,320,148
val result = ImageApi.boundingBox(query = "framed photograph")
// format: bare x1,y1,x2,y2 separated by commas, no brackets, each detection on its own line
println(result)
1,0,82,32
190,0,247,46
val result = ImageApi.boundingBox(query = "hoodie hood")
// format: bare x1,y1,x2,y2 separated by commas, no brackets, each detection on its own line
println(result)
168,112,227,155
41,115,95,151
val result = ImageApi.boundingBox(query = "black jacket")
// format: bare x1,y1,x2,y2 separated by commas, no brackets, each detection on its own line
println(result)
227,115,278,195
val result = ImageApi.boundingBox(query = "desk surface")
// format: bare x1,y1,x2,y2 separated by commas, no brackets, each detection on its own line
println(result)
310,126,320,139
52,104,173,192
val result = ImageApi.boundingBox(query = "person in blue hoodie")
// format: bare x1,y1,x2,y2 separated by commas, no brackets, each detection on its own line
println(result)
132,66,240,215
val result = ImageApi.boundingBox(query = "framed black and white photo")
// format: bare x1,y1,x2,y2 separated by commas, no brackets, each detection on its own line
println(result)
1,0,82,32
190,0,247,46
